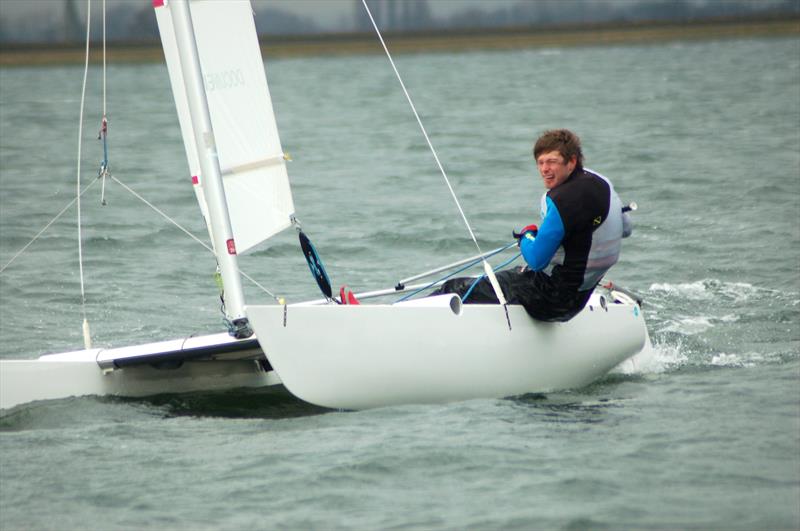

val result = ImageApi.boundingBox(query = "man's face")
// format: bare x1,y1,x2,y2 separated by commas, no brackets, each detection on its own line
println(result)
536,150,576,190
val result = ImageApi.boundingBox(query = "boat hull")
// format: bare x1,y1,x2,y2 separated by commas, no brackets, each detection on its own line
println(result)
0,333,281,411
246,295,647,410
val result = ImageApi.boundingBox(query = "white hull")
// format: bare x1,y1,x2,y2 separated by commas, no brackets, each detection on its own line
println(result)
0,333,281,411
2,295,648,411
246,294,647,410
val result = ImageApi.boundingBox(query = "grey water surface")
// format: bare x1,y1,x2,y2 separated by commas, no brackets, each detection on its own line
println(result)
1,36,798,530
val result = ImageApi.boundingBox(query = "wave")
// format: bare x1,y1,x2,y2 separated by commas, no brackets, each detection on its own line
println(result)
709,352,755,368
648,278,775,303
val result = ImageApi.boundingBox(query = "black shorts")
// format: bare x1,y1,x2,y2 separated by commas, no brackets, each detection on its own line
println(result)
432,269,592,322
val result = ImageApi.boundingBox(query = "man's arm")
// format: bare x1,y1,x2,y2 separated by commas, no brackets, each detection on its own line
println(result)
520,195,564,271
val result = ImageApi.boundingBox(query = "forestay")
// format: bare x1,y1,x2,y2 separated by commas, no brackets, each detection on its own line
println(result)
154,0,294,253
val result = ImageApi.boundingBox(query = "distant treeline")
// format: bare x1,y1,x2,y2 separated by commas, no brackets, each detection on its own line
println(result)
0,0,798,44
2,16,798,67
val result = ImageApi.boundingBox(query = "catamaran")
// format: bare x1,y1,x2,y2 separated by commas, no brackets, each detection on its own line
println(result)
0,0,651,412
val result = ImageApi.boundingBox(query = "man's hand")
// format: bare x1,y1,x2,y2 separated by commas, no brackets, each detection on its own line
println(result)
512,224,538,243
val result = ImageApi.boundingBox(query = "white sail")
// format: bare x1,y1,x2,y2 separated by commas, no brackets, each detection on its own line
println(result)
154,0,294,254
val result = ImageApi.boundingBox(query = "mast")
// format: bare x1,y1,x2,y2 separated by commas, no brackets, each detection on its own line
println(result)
168,0,251,338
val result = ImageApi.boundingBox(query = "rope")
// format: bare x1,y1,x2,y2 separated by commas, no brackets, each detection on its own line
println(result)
98,0,109,206
461,252,521,303
361,0,509,313
76,0,93,347
102,0,106,118
396,241,518,303
98,116,109,205
394,255,484,303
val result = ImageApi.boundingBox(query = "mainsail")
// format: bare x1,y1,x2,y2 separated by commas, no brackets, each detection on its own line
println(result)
154,0,294,254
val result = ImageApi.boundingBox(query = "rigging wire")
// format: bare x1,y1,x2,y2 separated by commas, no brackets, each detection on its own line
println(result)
0,181,99,275
361,0,510,325
360,0,482,253
108,176,281,302
0,159,281,301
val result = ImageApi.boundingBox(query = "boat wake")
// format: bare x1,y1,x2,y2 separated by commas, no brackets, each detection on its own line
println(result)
629,278,799,373
648,278,769,302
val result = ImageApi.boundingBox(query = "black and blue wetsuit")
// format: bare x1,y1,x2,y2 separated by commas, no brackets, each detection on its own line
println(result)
434,168,631,321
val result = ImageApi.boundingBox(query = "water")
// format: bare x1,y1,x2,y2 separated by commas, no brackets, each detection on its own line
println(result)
1,36,799,529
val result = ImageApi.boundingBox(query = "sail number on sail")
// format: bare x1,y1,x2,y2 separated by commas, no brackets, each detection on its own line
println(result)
204,69,246,92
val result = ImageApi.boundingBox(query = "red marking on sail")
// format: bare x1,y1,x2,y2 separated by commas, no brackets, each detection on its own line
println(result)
153,0,165,8
226,239,237,255
191,175,199,185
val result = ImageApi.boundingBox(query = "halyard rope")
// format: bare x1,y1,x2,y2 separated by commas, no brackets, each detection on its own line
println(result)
77,0,93,347
102,0,107,120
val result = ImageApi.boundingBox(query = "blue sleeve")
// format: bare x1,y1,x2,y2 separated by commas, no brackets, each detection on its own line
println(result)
520,196,565,271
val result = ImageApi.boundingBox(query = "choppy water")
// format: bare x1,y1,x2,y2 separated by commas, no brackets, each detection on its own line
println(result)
1,36,799,530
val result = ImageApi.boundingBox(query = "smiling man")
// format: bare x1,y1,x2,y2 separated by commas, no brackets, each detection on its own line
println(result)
433,129,632,321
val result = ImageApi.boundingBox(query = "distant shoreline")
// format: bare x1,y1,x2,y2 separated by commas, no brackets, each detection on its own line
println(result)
1,16,798,67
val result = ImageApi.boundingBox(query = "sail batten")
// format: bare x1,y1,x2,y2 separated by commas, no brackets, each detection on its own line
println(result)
221,155,287,176
155,0,295,254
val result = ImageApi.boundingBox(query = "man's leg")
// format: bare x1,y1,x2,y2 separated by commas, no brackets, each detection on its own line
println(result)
432,270,590,321
433,270,521,304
